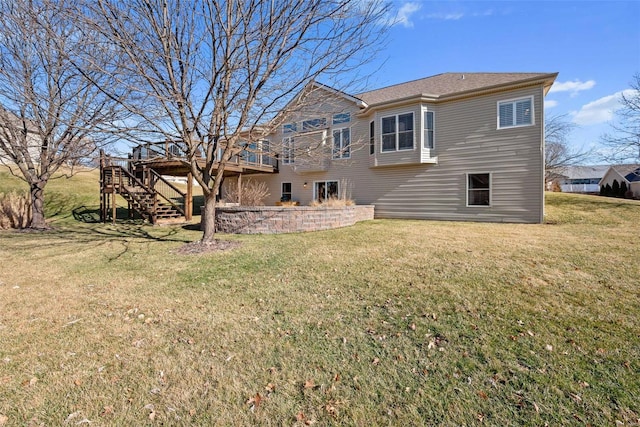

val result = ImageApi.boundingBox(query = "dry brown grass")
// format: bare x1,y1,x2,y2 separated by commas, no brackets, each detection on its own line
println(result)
223,179,270,206
0,191,31,229
308,196,355,207
0,187,639,425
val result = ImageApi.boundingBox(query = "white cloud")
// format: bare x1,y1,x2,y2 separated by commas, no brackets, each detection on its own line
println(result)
549,80,596,97
570,89,635,125
425,12,464,20
392,2,422,28
545,100,558,108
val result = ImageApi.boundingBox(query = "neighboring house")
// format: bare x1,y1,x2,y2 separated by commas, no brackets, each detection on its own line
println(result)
0,107,41,164
550,165,610,193
599,164,640,198
232,72,558,223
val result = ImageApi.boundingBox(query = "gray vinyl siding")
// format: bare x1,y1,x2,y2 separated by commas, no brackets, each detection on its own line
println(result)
245,84,545,223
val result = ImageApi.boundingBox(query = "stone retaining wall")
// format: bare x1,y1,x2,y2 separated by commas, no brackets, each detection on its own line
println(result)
214,205,374,234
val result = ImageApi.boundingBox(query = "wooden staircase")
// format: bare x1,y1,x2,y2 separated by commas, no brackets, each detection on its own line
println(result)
100,161,188,224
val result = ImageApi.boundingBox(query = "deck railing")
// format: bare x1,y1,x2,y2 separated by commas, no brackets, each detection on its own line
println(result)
131,141,278,170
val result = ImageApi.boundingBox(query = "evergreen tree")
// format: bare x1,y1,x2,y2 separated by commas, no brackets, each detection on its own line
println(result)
612,180,620,197
620,181,628,198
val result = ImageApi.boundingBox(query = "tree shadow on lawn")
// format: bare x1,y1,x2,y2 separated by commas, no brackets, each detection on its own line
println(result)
2,206,199,261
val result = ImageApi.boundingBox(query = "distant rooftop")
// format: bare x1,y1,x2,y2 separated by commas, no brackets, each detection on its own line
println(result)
557,165,610,180
612,164,640,182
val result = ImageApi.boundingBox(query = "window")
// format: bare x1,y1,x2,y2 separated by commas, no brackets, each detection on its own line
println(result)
281,182,292,201
314,180,339,201
467,173,491,206
333,112,350,124
382,112,414,152
245,141,258,164
302,118,327,131
283,123,297,133
244,140,269,164
168,144,181,156
332,128,350,159
424,111,434,149
282,137,294,164
498,97,533,129
369,121,375,155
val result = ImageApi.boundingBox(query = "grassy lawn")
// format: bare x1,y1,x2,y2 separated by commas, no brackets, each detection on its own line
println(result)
1,168,639,425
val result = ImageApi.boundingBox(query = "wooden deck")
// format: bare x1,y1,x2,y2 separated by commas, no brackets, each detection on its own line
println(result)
131,141,278,177
99,142,278,224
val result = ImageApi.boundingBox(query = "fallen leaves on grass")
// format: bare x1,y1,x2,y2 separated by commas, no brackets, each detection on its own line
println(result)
22,377,37,387
247,393,263,412
0,414,7,426
172,240,241,255
303,379,319,390
296,411,316,425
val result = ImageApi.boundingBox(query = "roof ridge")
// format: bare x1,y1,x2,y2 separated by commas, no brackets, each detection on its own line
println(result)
356,73,448,96
356,72,554,97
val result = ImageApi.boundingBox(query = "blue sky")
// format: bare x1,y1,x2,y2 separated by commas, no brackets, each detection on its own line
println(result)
360,0,640,163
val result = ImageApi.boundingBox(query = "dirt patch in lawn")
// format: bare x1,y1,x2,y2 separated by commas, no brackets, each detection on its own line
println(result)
172,239,242,255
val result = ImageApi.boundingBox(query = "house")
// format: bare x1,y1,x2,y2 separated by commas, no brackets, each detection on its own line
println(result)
599,164,640,198
233,72,557,224
0,107,41,165
549,165,610,193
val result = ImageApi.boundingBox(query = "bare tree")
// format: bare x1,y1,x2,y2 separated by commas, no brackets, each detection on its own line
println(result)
544,114,589,182
600,73,640,162
85,0,389,243
0,0,126,229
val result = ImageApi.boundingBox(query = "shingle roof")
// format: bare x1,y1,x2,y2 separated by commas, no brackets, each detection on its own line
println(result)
356,72,557,106
557,165,610,180
613,164,640,182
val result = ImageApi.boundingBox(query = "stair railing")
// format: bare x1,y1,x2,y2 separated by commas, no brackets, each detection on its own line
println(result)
112,165,158,223
149,169,186,217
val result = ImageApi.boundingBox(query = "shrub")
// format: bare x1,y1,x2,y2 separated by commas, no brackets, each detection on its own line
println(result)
308,196,355,207
620,181,628,198
599,185,606,196
223,179,270,206
0,191,31,229
550,180,562,192
604,183,612,196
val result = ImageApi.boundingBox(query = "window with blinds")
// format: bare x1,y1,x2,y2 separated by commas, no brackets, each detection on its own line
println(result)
498,97,533,129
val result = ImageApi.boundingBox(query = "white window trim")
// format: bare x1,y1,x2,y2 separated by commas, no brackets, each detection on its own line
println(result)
466,172,492,207
302,117,328,133
282,136,294,165
332,126,351,159
422,109,435,150
281,182,292,201
380,112,415,152
497,96,534,129
313,180,340,201
282,122,297,134
332,112,351,125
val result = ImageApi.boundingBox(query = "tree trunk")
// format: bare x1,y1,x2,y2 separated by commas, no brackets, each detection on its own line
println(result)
201,192,217,243
30,181,48,229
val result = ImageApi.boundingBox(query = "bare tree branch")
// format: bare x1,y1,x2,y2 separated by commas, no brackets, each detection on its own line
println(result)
0,0,128,228
545,113,590,181
85,0,390,242
600,73,640,162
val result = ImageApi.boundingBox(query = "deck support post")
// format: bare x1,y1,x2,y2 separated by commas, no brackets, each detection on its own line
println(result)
111,190,116,224
237,173,242,205
186,171,193,221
